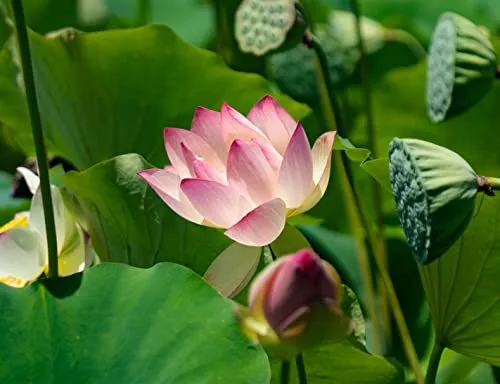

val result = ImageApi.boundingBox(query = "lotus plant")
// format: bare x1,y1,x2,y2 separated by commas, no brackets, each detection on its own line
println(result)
0,168,94,287
139,96,336,247
236,249,352,359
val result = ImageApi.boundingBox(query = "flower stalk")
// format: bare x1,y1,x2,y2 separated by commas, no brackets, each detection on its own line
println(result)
10,0,58,278
296,354,308,384
425,342,444,384
305,28,383,354
484,177,500,192
305,29,424,382
349,0,392,343
137,0,151,26
280,360,291,384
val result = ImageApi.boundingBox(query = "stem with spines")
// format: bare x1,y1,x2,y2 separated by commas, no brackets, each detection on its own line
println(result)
305,29,382,354
10,0,58,278
349,0,392,345
305,29,424,383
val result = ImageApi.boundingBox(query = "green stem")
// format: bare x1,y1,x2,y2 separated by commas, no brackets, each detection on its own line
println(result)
305,32,346,137
306,30,383,354
11,0,58,278
280,360,291,384
137,0,151,26
486,177,500,190
296,354,308,384
425,343,444,384
306,30,423,382
350,0,391,342
268,244,278,261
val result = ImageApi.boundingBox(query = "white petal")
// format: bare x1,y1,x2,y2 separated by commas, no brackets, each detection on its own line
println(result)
57,219,87,277
29,186,68,260
0,227,44,287
204,243,261,298
16,167,40,195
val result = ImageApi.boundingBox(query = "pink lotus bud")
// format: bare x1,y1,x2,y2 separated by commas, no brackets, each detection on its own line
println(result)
139,96,336,247
236,249,352,359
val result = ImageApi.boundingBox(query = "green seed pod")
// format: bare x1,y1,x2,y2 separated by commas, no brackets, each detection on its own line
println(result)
389,138,481,264
269,10,422,103
235,0,307,56
427,12,497,123
268,9,384,103
268,23,356,103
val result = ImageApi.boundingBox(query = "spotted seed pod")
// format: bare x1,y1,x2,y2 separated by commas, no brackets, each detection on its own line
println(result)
235,0,307,56
389,138,483,264
427,12,497,123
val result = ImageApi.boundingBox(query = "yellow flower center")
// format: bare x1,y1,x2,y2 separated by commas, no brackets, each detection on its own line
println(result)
0,213,29,234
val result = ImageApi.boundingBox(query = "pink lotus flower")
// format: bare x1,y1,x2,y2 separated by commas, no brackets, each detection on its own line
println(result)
139,96,335,247
236,249,352,358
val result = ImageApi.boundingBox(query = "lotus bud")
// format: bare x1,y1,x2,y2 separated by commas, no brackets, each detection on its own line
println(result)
427,12,497,123
236,249,352,359
389,138,498,265
235,0,307,56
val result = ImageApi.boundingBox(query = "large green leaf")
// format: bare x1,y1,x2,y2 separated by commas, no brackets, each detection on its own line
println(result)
419,197,500,365
0,262,270,383
437,350,496,384
269,342,404,383
61,153,231,271
1,24,309,169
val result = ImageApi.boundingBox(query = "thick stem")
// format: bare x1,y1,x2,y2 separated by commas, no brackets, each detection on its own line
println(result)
305,32,347,137
11,0,58,278
349,0,391,342
137,0,151,26
425,343,444,384
296,354,308,384
280,360,291,384
335,156,382,353
306,30,383,354
486,177,500,191
268,244,278,261
306,30,423,383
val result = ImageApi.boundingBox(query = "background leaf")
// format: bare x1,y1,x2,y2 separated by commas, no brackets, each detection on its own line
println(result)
1,25,309,169
61,153,232,271
106,0,215,46
0,262,270,383
437,350,496,384
419,197,500,365
269,342,404,383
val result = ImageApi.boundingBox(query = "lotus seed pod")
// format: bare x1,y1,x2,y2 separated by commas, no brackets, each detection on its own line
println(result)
389,138,480,264
235,0,307,56
327,11,384,53
269,10,419,103
427,12,497,123
269,24,355,103
269,9,381,103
